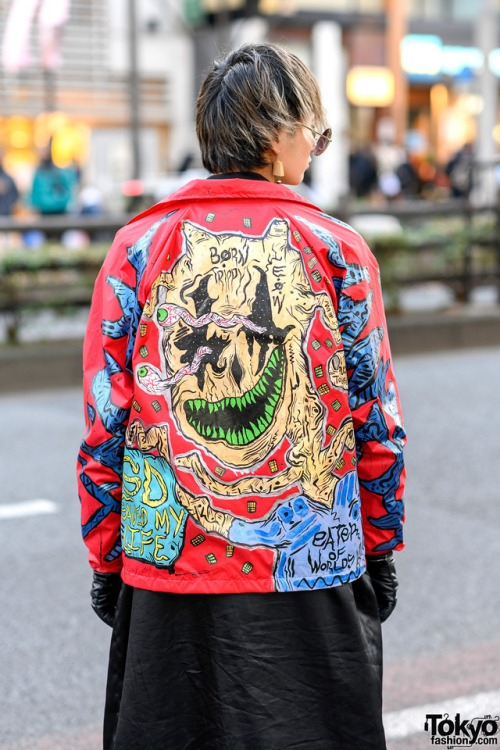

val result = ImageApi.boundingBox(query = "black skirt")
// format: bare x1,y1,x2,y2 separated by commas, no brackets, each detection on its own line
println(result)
104,575,386,750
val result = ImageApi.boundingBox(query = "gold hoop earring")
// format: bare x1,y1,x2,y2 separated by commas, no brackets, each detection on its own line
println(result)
273,157,284,183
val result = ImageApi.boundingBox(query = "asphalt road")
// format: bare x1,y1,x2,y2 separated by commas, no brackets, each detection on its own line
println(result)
1,346,499,750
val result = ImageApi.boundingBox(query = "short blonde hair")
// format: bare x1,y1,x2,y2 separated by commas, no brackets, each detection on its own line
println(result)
196,43,326,174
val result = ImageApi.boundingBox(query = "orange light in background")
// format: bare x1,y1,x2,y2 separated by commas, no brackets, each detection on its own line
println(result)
430,84,448,162
34,111,70,148
10,130,30,148
6,116,32,150
52,122,90,167
33,112,90,167
346,67,395,107
430,83,448,113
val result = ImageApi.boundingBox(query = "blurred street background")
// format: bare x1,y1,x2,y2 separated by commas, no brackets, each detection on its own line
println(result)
0,1,499,748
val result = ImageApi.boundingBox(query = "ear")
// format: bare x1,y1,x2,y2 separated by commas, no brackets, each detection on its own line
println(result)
265,145,279,162
260,127,286,168
268,127,287,156
182,221,214,247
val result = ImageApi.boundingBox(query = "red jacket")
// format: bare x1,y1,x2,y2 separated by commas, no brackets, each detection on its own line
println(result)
78,178,405,594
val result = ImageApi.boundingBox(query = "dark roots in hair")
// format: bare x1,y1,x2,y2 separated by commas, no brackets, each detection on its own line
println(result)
196,43,326,175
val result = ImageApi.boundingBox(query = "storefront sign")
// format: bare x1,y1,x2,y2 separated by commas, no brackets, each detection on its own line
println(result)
401,34,500,79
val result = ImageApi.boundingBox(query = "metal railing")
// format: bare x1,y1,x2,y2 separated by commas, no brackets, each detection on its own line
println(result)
1,195,500,342
0,213,130,237
338,196,500,307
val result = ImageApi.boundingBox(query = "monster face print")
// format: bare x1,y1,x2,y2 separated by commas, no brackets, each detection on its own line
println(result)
124,217,365,589
137,219,346,482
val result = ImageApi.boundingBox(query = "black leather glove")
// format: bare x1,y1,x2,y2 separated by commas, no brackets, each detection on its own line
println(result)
366,552,398,623
90,571,122,627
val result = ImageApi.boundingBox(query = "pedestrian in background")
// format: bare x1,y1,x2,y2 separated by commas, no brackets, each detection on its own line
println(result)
446,142,474,199
31,141,76,215
0,153,19,216
349,144,379,198
78,42,406,750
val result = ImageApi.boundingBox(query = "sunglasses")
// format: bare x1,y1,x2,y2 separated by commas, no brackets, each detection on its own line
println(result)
303,125,332,156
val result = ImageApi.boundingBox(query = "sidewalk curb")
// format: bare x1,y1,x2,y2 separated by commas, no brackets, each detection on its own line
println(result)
0,341,84,394
1,310,499,394
386,308,500,355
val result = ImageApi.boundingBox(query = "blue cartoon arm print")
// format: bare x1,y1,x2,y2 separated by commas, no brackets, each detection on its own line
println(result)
77,212,177,571
227,472,364,592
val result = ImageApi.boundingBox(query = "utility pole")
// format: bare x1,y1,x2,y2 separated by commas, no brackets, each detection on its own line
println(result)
385,0,408,147
474,0,498,205
43,68,56,113
128,0,141,180
312,21,348,210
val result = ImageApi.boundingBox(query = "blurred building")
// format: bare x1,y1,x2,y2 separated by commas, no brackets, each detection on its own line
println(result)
1,0,499,209
190,0,500,203
0,0,194,207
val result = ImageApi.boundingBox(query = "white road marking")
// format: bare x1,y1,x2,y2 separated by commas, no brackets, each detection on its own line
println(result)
2,496,498,742
384,689,500,739
0,499,58,520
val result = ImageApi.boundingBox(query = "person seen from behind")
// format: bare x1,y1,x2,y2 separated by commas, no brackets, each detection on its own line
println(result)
78,42,406,750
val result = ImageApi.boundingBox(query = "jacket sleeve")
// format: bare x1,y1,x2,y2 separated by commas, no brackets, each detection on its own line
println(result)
337,237,406,555
77,228,139,573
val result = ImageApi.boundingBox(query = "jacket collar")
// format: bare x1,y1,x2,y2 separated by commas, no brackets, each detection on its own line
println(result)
127,178,320,227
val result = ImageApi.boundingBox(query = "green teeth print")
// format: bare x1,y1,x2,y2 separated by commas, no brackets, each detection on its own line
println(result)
184,346,285,445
